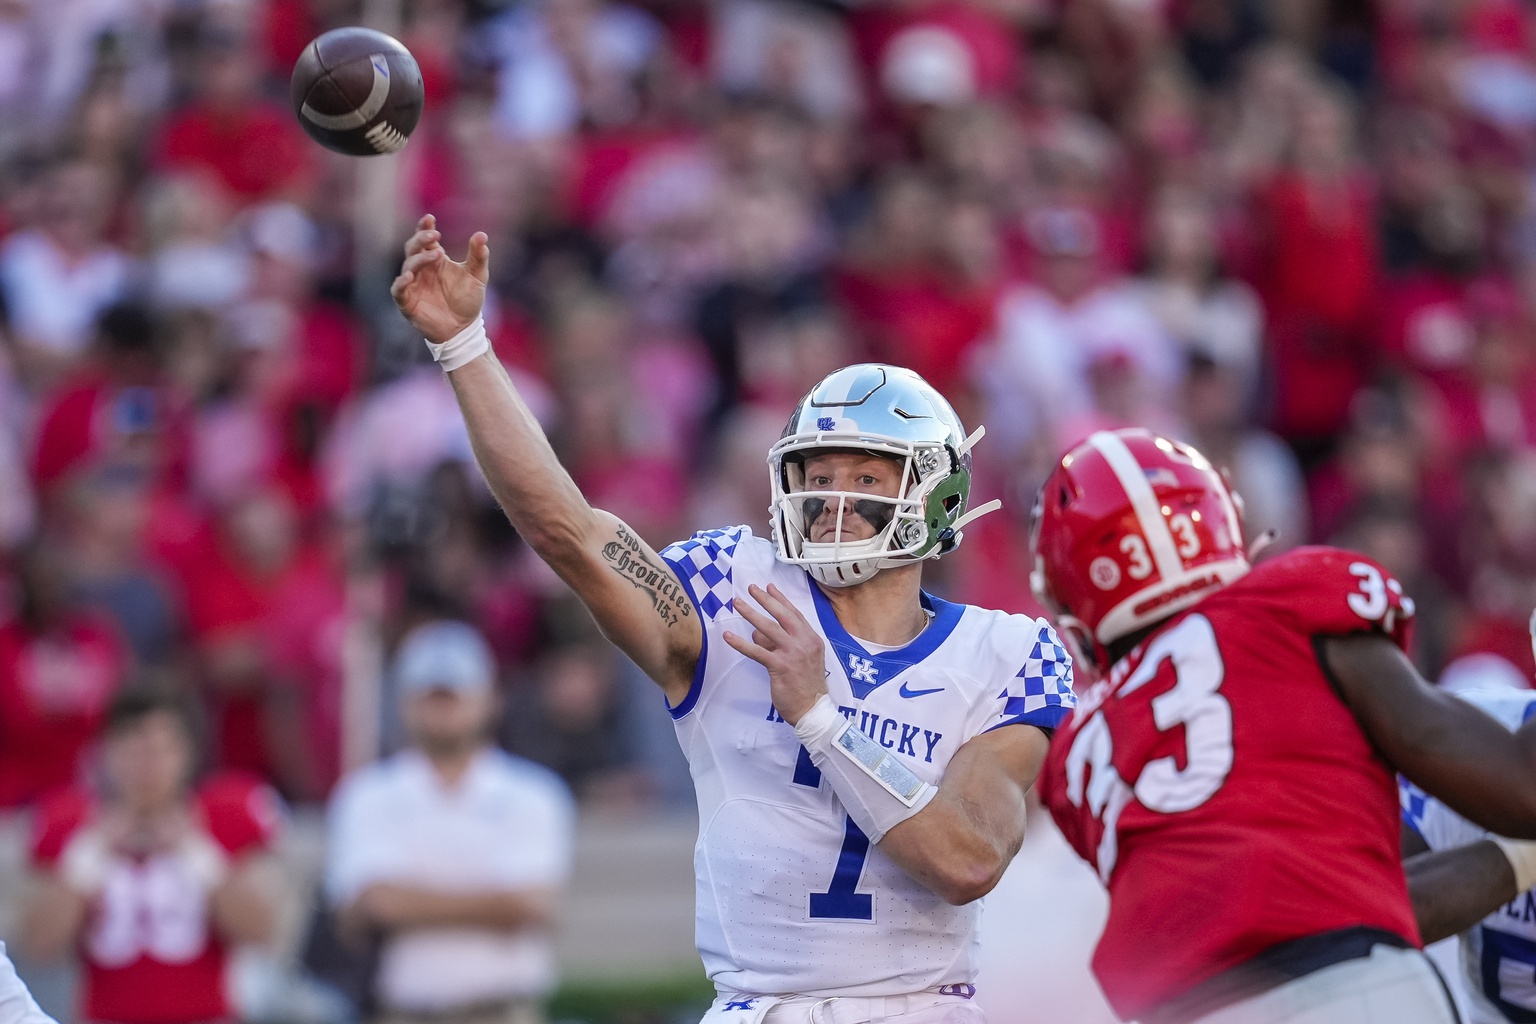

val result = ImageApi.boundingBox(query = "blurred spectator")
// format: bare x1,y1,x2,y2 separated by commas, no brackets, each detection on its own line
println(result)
836,169,1002,398
0,541,127,808
153,17,312,206
1308,385,1440,551
62,467,181,670
0,346,36,547
141,174,249,314
199,202,363,512
20,685,281,1024
1331,496,1458,677
1135,186,1264,393
0,158,132,388
1456,446,1536,677
1179,352,1309,554
694,173,830,429
979,201,1181,455
503,607,649,806
28,303,185,509
175,484,311,785
326,621,575,1024
1251,77,1379,452
488,0,671,141
711,0,863,122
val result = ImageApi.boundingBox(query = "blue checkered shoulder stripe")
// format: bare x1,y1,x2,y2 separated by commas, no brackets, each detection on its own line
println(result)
1400,778,1430,838
997,622,1076,728
659,526,747,621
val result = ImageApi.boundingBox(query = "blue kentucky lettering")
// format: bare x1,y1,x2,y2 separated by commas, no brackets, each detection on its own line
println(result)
817,417,835,431
770,701,944,764
725,999,757,1011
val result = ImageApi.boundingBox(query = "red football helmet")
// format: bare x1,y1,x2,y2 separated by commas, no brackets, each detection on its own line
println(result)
1030,428,1251,670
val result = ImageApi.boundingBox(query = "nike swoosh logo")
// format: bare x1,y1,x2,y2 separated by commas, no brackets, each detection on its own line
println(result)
302,54,391,130
899,683,945,699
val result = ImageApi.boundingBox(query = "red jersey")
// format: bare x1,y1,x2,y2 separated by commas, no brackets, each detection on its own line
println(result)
1040,547,1420,1021
0,617,125,807
31,776,281,1024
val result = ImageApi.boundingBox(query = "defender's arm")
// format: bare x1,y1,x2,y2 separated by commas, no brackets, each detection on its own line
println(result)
392,217,700,701
1406,840,1519,944
1319,634,1536,838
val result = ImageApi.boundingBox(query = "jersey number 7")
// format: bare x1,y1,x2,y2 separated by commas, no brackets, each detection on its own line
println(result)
1064,614,1234,882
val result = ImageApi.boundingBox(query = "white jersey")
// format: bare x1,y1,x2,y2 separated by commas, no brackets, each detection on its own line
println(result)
1400,686,1536,1024
658,526,1076,999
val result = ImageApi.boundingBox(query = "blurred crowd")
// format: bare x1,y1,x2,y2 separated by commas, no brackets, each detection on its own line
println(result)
3,0,1536,889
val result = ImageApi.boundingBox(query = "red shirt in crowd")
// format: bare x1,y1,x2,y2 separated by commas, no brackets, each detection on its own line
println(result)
263,557,347,798
1255,172,1380,439
0,617,126,807
156,102,313,203
31,776,280,1024
29,372,191,498
834,266,997,400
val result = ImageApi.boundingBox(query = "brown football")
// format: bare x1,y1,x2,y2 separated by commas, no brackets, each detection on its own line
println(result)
290,27,423,156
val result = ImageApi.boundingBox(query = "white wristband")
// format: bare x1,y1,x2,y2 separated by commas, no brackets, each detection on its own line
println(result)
793,694,843,747
425,317,491,372
1492,836,1536,893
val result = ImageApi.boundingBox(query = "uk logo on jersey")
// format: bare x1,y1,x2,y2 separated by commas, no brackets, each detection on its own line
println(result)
847,654,879,684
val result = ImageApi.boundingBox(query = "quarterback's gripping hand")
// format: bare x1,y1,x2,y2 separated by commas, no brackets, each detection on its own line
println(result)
724,584,828,726
390,214,489,345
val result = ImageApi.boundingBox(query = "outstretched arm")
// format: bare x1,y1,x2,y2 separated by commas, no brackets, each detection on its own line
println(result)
725,583,1047,904
391,217,700,701
1319,634,1536,838
1406,840,1518,944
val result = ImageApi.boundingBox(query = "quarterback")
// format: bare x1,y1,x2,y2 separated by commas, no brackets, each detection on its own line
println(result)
1400,643,1536,1023
1031,428,1536,1024
390,217,1075,1022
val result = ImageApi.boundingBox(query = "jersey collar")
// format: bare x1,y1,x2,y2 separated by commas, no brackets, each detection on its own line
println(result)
808,582,965,699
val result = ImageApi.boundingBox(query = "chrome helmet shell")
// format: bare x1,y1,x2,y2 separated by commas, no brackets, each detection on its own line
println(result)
768,364,997,587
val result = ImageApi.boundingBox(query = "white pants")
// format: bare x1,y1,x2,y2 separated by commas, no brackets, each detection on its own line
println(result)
1188,944,1458,1024
701,990,986,1024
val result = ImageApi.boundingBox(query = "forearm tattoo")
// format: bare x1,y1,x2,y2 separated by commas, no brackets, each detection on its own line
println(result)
601,525,694,628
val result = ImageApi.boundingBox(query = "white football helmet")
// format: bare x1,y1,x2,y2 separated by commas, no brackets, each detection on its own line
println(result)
767,364,1000,587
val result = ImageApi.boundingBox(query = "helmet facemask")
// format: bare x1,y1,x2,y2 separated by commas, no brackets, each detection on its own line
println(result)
769,435,995,588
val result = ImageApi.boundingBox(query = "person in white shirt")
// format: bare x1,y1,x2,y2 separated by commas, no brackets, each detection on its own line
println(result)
325,620,576,1024
0,158,132,386
388,215,1074,1023
0,949,56,1024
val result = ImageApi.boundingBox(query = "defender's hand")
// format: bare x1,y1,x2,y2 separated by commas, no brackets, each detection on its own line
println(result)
390,214,489,343
724,584,828,725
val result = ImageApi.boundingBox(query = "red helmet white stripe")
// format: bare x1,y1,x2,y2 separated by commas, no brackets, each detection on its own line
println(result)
1088,431,1183,581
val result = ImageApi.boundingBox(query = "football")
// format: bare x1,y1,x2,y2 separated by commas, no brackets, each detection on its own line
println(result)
290,27,424,156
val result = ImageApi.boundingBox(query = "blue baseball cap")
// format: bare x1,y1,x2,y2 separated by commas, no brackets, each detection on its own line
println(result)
394,621,496,695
